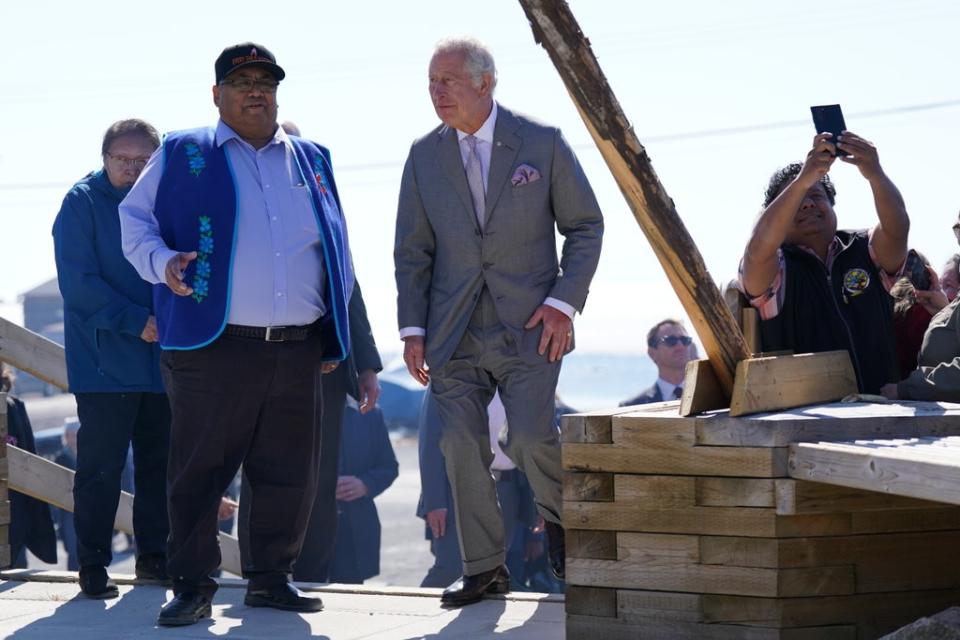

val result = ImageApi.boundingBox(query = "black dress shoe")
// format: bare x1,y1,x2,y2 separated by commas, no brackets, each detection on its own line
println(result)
544,521,566,581
135,552,170,582
79,565,119,599
157,592,212,627
244,582,324,612
441,565,510,607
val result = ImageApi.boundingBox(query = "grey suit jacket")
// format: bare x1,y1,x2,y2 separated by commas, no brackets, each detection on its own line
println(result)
394,104,604,369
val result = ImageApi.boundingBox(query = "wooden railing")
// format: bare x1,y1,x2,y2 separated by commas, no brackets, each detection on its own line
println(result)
0,316,241,575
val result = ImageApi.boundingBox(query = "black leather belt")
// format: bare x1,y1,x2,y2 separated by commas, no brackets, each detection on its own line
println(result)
223,323,314,342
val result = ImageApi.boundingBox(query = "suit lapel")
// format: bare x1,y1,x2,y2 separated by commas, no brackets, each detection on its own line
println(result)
484,106,521,226
436,126,479,230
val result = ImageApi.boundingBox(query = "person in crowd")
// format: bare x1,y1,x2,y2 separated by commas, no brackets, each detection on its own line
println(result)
621,319,693,405
235,121,383,585
881,292,960,402
738,132,909,394
940,254,960,303
326,399,398,584
395,36,603,607
52,118,171,598
889,250,948,378
119,42,354,626
1,365,58,569
417,392,565,594
53,418,81,571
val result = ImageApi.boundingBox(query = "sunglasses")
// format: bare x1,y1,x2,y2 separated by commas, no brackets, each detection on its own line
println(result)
651,335,693,347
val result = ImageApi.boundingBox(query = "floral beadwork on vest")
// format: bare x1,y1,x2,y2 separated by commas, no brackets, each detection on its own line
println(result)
185,143,206,177
313,155,329,195
192,215,213,303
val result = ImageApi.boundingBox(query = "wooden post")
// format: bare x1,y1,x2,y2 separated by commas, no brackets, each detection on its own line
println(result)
0,394,10,568
517,0,750,394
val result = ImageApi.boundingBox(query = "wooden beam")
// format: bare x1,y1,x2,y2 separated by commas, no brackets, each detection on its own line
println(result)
680,359,727,416
0,316,68,391
789,437,960,506
6,445,241,575
517,0,750,394
729,351,857,417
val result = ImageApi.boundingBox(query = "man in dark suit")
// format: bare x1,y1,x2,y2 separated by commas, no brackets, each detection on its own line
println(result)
394,37,603,607
621,319,693,406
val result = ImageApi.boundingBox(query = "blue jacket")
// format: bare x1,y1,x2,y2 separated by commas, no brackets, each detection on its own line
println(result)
53,170,164,393
152,128,351,359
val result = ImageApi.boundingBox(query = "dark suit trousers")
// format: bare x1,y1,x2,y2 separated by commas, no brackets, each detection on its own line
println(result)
160,333,323,598
73,392,171,569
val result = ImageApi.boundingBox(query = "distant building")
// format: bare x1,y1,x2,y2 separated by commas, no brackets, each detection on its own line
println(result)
15,277,63,395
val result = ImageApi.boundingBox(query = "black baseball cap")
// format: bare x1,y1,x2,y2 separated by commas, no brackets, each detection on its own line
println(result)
215,42,285,84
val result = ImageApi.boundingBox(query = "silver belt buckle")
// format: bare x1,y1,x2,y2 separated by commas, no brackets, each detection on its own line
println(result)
264,326,284,342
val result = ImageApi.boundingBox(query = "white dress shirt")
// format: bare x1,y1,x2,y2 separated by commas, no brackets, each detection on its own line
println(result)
399,102,575,340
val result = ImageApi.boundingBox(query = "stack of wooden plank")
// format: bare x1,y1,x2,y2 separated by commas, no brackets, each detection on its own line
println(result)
0,393,10,568
563,401,960,639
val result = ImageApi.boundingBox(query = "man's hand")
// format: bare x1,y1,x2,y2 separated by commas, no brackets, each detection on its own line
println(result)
425,508,447,538
403,335,429,386
879,383,900,400
357,369,381,414
321,362,339,374
525,304,573,362
797,133,837,189
335,475,368,502
140,315,159,343
218,497,238,521
165,251,197,296
836,131,883,181
915,266,949,316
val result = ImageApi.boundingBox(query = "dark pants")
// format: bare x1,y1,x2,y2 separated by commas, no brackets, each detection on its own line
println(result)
238,363,346,582
160,333,323,599
73,392,171,569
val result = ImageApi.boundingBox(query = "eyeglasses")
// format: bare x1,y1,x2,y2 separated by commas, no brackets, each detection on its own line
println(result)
219,78,279,93
652,335,693,347
106,153,150,169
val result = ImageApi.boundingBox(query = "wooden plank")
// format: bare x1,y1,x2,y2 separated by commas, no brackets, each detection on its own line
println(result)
6,445,241,575
0,501,9,526
696,477,776,508
680,358,728,417
617,589,703,622
568,558,853,597
695,401,960,447
730,351,857,417
774,478,943,514
567,614,856,640
0,317,68,391
0,543,9,569
565,585,617,617
564,442,788,477
742,308,761,355
789,438,960,505
564,472,614,502
615,475,695,508
519,0,751,396
567,529,617,559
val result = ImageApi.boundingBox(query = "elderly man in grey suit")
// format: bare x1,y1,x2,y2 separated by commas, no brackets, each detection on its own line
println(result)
394,37,603,607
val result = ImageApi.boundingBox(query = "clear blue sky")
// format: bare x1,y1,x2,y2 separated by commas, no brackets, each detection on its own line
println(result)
2,0,959,354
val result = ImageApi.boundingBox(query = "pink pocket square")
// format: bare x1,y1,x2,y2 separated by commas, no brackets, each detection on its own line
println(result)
511,163,541,186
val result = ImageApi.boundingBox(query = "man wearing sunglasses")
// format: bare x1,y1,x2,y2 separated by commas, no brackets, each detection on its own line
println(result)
120,42,353,626
621,319,693,405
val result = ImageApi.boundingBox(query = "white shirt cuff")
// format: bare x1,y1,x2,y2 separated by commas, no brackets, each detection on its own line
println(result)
399,326,426,340
150,248,181,286
544,297,576,320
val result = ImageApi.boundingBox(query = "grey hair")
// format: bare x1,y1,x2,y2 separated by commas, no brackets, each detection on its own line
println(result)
434,37,497,92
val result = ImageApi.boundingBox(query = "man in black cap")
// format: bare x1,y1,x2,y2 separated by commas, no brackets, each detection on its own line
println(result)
120,42,356,626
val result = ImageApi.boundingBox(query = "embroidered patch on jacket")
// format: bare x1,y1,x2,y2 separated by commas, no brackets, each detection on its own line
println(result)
312,156,329,195
192,215,213,303
185,143,206,177
842,267,870,301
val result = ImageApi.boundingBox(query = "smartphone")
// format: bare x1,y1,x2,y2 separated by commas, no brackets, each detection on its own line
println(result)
904,249,932,291
810,104,849,156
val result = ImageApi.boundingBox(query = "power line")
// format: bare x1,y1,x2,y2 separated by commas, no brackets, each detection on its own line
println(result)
2,98,959,193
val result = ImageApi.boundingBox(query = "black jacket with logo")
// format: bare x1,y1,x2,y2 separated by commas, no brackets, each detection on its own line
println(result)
759,229,897,394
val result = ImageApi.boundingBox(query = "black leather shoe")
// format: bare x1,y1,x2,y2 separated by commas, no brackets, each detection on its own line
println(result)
440,565,510,607
544,521,566,581
244,582,324,612
157,592,212,627
135,552,170,582
79,565,119,599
